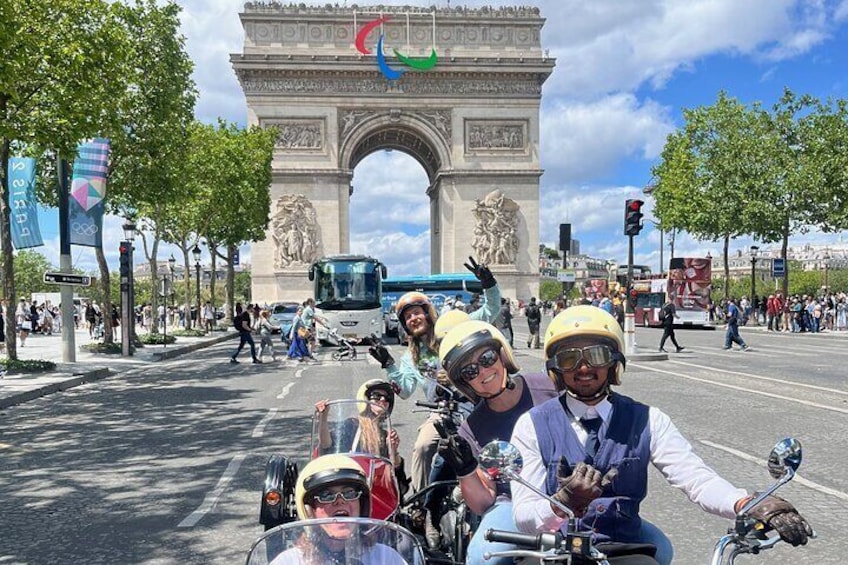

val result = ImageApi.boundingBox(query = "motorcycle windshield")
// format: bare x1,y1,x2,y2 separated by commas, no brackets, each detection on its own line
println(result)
311,400,393,461
246,518,426,565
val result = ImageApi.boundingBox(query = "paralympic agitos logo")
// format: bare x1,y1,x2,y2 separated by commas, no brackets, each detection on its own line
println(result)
355,16,438,80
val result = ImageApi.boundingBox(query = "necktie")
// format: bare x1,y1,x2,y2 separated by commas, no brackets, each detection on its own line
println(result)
581,416,603,458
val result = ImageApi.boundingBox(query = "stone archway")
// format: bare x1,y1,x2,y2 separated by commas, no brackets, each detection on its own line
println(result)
233,3,554,301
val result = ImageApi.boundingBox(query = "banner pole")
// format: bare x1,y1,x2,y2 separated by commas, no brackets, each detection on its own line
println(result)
57,157,76,363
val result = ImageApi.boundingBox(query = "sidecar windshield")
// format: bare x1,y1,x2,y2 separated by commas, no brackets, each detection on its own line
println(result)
311,399,393,460
246,517,425,565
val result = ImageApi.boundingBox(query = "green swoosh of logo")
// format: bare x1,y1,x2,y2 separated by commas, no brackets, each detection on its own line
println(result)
392,47,438,70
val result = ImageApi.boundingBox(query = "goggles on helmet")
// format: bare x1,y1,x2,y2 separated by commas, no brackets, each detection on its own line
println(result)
545,344,622,373
367,391,390,402
457,348,501,383
313,487,364,505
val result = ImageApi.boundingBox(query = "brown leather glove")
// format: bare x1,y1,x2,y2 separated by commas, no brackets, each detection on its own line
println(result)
551,462,603,517
747,494,813,546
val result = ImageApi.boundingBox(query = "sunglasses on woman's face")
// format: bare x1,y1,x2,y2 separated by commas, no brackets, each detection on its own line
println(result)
313,488,363,505
368,392,389,402
457,348,500,383
548,344,616,372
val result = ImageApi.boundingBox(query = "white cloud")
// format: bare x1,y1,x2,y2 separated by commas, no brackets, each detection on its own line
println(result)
540,94,675,182
350,230,431,277
350,152,431,231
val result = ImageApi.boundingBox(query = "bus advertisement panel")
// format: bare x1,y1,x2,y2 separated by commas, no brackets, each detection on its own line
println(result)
668,257,711,325
582,279,609,301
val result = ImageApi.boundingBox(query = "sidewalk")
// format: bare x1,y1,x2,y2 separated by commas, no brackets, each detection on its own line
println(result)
0,326,237,410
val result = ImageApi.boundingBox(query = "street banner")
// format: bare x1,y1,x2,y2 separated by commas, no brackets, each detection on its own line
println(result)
69,137,110,248
7,157,44,249
668,257,712,309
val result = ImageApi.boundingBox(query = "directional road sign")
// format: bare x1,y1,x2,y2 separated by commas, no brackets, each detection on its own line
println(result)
772,258,786,278
43,272,92,286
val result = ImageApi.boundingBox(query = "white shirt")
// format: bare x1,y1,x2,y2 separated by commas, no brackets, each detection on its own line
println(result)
510,394,747,535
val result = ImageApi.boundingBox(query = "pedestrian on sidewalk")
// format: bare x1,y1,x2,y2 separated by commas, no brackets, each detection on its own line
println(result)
287,305,314,362
724,298,749,351
230,302,260,364
658,299,684,353
256,309,279,362
495,297,514,348
525,296,542,349
203,301,216,333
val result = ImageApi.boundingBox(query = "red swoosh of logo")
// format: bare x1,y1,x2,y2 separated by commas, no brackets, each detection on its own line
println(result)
355,16,390,55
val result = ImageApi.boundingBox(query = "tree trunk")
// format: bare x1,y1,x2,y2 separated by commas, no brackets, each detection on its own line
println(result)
723,235,730,299
781,220,790,298
669,229,676,259
225,244,236,324
0,131,18,360
181,247,192,330
95,246,114,343
208,240,217,316
142,233,160,334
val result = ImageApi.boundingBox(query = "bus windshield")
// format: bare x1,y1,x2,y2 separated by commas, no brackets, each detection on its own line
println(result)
314,259,381,311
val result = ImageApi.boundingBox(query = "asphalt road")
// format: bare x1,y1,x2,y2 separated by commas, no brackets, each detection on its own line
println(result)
1,321,845,564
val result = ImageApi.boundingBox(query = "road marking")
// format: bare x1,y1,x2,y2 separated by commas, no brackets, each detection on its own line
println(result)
665,359,848,396
177,453,247,528
276,382,294,400
700,440,848,502
252,408,279,438
631,363,848,414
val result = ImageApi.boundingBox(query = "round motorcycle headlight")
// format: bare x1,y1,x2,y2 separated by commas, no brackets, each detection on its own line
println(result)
265,490,281,506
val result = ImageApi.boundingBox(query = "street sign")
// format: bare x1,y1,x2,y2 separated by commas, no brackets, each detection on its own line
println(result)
43,272,91,286
772,258,786,278
557,270,576,283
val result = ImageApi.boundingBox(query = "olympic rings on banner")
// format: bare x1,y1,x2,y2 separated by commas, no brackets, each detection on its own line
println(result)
72,222,99,236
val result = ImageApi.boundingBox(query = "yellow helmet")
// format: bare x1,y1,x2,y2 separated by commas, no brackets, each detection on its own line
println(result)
544,306,626,394
295,454,371,519
395,291,438,333
434,309,470,340
356,378,395,415
439,320,519,403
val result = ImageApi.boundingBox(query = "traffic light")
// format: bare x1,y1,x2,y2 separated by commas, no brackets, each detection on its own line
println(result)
628,287,638,310
624,199,644,236
119,242,131,278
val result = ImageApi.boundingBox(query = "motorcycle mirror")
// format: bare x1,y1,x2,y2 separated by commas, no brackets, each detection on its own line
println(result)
478,440,523,483
767,437,802,479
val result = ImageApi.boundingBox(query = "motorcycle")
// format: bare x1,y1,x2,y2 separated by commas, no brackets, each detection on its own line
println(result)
261,399,401,531
327,328,358,361
475,437,814,564
394,392,477,565
246,517,426,564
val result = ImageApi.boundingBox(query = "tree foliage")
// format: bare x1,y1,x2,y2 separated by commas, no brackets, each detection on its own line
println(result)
0,0,131,359
11,250,56,299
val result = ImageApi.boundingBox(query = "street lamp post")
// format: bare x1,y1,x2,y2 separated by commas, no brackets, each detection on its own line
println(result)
120,218,137,356
193,245,202,333
823,250,830,291
750,245,760,308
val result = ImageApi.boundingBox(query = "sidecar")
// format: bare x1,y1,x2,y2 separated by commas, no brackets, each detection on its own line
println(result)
259,399,400,530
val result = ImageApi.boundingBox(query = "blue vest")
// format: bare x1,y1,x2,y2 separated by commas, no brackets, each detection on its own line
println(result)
529,393,651,543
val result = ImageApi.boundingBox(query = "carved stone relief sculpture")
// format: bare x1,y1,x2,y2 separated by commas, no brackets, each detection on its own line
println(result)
466,120,526,151
272,194,320,268
265,119,324,150
471,189,520,265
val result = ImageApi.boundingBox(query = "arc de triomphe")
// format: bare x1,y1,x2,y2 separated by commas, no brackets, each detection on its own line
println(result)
232,3,554,302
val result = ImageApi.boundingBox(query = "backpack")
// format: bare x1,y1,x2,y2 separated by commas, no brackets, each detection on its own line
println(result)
526,304,541,323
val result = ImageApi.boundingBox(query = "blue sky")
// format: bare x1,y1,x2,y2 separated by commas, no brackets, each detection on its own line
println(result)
27,0,848,276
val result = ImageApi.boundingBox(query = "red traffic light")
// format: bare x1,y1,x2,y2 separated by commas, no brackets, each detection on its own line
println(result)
119,244,129,254
629,289,638,298
628,199,644,211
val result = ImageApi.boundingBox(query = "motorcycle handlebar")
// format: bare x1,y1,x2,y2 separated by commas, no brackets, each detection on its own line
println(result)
415,400,441,410
484,529,561,550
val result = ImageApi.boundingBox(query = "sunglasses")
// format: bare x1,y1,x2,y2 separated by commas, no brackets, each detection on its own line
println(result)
313,488,363,505
368,392,389,402
547,344,617,372
457,348,501,383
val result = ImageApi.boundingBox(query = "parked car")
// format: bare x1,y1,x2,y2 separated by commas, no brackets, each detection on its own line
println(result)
384,311,401,343
269,302,300,334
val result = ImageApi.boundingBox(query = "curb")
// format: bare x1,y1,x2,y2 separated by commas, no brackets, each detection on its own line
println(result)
150,331,238,361
628,352,668,362
0,367,111,410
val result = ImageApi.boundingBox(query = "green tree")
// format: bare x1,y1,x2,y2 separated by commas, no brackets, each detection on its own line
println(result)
651,92,762,299
101,0,196,339
539,279,561,302
187,121,276,322
0,0,130,359
234,270,252,305
10,250,56,300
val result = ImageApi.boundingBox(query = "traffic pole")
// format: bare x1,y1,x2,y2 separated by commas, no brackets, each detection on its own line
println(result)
624,234,637,355
57,158,76,363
